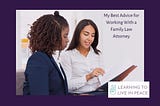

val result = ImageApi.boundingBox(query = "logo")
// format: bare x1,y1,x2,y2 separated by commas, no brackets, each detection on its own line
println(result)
110,85,116,95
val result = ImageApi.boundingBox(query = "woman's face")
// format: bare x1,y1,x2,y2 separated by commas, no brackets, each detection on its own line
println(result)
79,25,95,49
61,27,69,50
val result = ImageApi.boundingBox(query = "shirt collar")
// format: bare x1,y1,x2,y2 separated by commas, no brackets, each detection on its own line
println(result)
52,51,60,62
73,47,94,55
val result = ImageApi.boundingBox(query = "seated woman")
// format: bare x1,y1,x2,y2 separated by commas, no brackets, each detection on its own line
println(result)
61,19,107,95
23,11,69,95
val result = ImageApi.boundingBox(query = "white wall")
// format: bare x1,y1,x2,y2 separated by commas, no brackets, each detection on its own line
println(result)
16,10,144,81
16,10,76,70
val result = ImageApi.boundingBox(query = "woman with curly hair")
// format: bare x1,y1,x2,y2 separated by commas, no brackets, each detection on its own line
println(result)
23,11,69,95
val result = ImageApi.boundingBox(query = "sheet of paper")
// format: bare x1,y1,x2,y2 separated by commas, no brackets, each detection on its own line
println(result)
98,62,133,86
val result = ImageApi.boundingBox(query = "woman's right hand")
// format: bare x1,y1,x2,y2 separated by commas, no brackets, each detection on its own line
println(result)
86,68,105,81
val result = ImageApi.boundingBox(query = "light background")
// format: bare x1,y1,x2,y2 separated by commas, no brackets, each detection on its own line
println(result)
16,10,144,81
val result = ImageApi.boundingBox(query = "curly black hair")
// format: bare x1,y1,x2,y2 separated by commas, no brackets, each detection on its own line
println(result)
28,11,69,56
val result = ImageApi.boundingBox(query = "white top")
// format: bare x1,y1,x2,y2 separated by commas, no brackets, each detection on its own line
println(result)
60,47,104,93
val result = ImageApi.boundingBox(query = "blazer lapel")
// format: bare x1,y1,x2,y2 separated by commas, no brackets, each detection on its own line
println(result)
59,63,68,93
50,57,63,78
50,57,68,94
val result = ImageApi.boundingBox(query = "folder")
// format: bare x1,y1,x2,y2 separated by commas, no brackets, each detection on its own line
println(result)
111,65,137,81
98,65,137,86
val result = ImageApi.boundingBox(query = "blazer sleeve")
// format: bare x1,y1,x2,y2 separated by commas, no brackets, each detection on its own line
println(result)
25,53,50,95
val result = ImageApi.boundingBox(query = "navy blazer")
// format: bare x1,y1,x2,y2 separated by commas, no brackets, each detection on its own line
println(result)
23,51,68,95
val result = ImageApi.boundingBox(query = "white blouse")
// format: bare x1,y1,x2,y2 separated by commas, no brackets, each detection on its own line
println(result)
60,48,104,93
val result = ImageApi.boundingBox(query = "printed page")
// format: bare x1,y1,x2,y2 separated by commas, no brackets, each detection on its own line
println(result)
98,62,133,86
